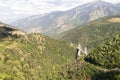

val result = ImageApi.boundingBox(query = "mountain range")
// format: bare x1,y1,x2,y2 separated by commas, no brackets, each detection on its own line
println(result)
12,0,120,36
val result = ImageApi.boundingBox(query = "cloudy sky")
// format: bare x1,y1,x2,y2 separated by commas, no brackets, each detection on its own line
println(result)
0,0,120,23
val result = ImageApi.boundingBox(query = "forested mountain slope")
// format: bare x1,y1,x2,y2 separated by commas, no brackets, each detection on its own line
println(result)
0,18,120,80
85,34,120,69
0,33,75,79
55,15,120,49
63,33,120,80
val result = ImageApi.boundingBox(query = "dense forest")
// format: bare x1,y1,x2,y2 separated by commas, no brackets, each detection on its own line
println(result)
63,33,120,80
0,33,75,80
85,34,120,69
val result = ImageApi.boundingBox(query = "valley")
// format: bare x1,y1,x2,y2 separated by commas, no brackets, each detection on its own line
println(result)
0,15,120,80
0,0,120,80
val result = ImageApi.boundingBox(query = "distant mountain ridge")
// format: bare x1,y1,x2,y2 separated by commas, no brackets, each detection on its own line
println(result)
116,3,120,6
12,0,120,36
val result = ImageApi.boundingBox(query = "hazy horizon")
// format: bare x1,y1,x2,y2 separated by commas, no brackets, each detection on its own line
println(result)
0,0,120,23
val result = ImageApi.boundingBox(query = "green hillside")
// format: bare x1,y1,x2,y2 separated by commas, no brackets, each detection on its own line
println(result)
85,34,120,69
0,16,120,80
0,33,75,80
63,33,120,80
55,15,120,49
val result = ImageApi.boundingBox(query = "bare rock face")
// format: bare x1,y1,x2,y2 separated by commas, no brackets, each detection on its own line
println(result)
0,22,25,36
108,18,120,22
8,30,25,35
0,24,5,27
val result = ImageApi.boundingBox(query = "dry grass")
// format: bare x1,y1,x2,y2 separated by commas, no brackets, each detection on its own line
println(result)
108,18,120,22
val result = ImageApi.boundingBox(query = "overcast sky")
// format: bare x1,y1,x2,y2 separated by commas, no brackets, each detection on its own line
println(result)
0,0,120,23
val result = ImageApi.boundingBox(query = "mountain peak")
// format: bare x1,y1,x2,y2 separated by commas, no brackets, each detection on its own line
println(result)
93,0,110,4
90,0,114,7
